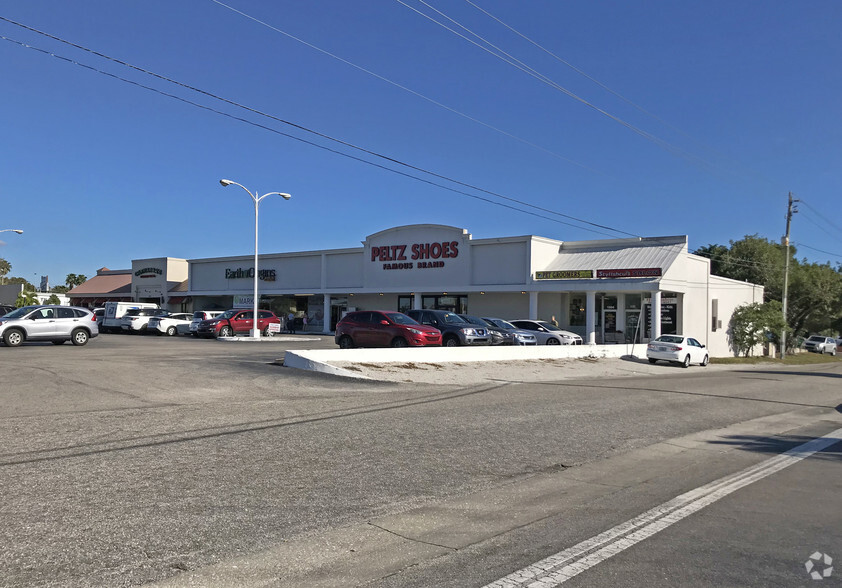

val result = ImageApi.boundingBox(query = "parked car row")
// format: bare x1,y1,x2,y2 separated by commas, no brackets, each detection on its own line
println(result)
333,309,583,349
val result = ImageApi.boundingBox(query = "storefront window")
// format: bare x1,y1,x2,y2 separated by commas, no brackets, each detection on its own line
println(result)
421,295,468,314
398,296,413,314
625,293,641,310
570,295,585,326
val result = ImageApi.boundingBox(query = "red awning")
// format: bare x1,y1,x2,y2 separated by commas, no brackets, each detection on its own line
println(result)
169,297,185,304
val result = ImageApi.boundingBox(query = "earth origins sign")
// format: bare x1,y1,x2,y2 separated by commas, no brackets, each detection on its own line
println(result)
225,267,277,282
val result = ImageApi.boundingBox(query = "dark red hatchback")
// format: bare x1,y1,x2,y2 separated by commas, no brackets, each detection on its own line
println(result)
335,310,441,348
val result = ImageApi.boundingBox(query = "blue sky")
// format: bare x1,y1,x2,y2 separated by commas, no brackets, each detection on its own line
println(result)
1,1,840,287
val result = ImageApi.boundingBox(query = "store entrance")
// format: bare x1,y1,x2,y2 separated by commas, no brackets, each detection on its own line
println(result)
330,305,346,331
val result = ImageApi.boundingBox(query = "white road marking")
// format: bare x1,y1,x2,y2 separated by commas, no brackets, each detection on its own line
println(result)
485,427,842,587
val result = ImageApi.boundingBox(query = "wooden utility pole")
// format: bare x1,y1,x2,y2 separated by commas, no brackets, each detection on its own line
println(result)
781,192,798,358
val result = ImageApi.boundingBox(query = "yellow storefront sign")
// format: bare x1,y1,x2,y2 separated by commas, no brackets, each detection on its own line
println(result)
535,270,594,280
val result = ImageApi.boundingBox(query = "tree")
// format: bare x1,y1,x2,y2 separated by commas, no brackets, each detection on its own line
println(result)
52,285,70,294
0,257,10,284
45,294,61,305
15,290,38,307
693,244,729,276
694,235,790,302
6,277,35,291
65,274,87,289
787,261,842,335
729,301,788,357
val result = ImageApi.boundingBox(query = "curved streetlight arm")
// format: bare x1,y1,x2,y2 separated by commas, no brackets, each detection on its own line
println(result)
0,229,23,234
219,179,290,339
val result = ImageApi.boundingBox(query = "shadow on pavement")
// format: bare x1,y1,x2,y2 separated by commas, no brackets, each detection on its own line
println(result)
734,369,842,379
707,432,842,461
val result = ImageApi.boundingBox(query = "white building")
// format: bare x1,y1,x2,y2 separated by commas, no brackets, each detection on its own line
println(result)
176,224,761,357
68,224,763,356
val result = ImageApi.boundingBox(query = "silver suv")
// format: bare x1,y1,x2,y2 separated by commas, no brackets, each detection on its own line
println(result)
804,335,838,355
0,305,99,347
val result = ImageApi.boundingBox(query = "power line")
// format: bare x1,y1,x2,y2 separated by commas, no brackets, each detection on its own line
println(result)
203,1,601,176
460,0,781,192
792,243,842,260
396,0,724,176
798,198,842,235
0,30,627,238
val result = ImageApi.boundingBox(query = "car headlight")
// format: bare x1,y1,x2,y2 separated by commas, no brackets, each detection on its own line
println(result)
462,328,479,336
408,328,423,335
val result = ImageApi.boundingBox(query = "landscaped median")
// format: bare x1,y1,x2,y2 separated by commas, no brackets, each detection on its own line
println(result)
284,343,650,379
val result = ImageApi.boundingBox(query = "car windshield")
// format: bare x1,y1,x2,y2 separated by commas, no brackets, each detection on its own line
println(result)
216,310,237,320
385,312,419,326
486,318,515,330
3,306,39,319
535,321,564,332
807,336,825,342
441,313,469,325
654,335,684,344
460,315,489,326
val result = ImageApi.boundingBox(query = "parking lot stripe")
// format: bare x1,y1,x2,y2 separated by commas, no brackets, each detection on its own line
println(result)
484,427,842,587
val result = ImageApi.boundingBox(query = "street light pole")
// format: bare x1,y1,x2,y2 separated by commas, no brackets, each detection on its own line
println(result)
219,180,290,339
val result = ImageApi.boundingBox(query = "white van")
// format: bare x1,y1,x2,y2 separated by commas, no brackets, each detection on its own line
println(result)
101,301,160,333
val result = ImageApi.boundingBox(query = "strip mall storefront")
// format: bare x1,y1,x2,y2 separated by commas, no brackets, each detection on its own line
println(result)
176,224,762,357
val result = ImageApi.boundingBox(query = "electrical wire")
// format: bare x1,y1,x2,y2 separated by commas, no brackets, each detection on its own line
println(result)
203,1,600,175
0,31,627,238
460,0,780,191
0,14,640,238
396,0,722,175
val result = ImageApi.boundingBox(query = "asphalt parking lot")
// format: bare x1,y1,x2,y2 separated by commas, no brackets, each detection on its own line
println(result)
2,332,841,588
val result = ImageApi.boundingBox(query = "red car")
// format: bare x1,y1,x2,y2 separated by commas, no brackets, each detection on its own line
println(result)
335,310,441,348
195,309,281,338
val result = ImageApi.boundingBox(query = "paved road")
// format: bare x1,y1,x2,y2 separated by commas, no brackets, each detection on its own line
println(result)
1,334,840,587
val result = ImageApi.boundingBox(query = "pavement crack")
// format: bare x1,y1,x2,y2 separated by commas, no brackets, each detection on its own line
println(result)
367,522,458,551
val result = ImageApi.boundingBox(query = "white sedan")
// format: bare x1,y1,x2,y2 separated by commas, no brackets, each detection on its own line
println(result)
147,313,193,336
647,335,709,367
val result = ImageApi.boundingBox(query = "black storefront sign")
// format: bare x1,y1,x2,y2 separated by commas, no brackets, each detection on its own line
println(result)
643,303,677,337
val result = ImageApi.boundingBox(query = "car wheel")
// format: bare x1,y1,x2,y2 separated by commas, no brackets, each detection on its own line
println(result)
219,326,233,338
338,335,354,349
648,358,657,364
546,338,560,345
166,326,177,336
262,327,276,338
71,329,89,346
52,340,65,345
682,354,691,368
701,355,709,366
3,329,24,347
444,337,460,347
391,337,408,348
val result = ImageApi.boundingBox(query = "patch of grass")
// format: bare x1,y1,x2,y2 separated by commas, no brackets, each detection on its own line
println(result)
711,352,842,366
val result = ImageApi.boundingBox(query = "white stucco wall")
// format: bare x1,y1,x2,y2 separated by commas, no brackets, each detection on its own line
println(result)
325,252,363,289
471,240,528,285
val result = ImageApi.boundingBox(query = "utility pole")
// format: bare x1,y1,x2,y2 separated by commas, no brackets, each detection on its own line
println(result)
781,192,798,358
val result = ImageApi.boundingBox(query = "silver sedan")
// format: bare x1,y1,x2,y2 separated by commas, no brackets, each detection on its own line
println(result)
509,320,583,345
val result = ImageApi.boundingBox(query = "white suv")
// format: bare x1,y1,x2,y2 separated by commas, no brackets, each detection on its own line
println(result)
0,305,99,346
121,308,170,333
804,335,838,355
